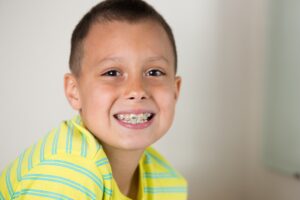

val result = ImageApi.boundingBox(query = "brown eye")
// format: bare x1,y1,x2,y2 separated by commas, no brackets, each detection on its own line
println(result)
102,70,121,77
146,69,166,77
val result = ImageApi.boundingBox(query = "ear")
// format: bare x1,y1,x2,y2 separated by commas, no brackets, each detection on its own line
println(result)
64,73,81,110
174,76,182,101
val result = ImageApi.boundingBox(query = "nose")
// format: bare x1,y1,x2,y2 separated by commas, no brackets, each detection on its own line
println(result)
124,76,149,101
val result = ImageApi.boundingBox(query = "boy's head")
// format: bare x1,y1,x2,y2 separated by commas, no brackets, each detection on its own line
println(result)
64,0,181,151
69,0,178,77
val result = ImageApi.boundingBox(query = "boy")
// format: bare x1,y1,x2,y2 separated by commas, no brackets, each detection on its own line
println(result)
0,0,187,199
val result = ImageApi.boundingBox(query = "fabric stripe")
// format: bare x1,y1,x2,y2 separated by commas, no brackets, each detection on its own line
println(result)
52,127,60,155
14,189,73,200
144,172,177,179
5,164,14,198
28,144,36,171
69,124,74,154
146,151,175,173
66,122,74,154
0,191,5,200
144,154,152,164
102,173,112,180
95,158,109,167
144,187,187,194
40,132,51,162
65,123,70,154
38,160,111,195
81,134,87,157
23,174,96,199
17,151,25,182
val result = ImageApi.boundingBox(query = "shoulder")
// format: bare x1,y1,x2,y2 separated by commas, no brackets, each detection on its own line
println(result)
143,147,187,181
144,146,174,166
141,147,188,197
0,138,106,200
49,115,101,159
0,116,106,200
0,152,105,200
18,115,101,171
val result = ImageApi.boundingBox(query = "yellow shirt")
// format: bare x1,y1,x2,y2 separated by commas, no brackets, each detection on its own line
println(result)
0,116,187,200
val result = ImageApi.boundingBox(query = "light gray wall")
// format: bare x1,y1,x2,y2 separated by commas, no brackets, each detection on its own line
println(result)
244,0,300,200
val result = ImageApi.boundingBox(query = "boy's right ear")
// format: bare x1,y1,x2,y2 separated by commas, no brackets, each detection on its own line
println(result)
64,73,81,110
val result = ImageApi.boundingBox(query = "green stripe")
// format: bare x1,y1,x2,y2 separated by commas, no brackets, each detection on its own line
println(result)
17,151,25,182
65,123,70,154
145,151,177,175
69,123,74,154
28,144,36,170
40,132,51,162
144,154,152,164
145,151,172,170
23,173,96,199
5,164,14,198
95,158,109,167
144,187,187,194
14,189,73,200
0,191,5,200
66,122,74,154
81,134,87,157
102,173,113,180
73,116,88,158
39,160,112,195
52,127,60,155
144,172,177,179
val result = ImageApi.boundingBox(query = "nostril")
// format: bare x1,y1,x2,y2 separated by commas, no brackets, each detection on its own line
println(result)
127,96,147,100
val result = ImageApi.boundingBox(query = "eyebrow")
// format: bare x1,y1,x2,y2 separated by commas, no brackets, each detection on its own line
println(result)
97,57,123,64
96,55,170,65
145,56,170,64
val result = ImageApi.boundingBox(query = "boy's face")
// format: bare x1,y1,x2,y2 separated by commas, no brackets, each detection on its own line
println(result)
65,20,181,151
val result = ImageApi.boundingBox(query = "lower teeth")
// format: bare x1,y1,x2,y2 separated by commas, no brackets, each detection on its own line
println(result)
123,119,147,124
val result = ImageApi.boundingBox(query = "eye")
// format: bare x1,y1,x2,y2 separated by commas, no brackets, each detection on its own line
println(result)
146,69,166,77
101,70,121,77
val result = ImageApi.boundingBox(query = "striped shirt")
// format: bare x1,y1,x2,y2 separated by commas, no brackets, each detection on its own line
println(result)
0,115,187,200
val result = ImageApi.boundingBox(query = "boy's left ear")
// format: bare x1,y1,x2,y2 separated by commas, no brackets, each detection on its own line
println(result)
174,76,182,101
64,73,82,110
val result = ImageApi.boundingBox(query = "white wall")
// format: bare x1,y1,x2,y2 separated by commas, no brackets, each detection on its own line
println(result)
1,1,300,200
244,0,300,199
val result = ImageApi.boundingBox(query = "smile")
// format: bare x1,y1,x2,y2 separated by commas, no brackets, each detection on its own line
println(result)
113,112,154,124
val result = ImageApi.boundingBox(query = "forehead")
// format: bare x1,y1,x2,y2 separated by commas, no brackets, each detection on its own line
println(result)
81,20,174,68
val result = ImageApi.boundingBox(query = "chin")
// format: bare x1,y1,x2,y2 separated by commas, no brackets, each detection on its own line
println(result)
116,138,154,151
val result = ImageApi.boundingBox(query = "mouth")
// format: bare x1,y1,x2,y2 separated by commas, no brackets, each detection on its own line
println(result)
113,112,155,124
113,112,155,129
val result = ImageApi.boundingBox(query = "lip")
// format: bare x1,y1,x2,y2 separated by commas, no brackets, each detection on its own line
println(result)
113,110,155,129
114,109,155,115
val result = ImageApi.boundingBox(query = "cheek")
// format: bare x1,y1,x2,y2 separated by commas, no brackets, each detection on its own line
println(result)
155,90,177,133
153,86,177,114
81,84,118,113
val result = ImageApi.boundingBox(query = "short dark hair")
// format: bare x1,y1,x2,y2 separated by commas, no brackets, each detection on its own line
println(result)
69,0,177,77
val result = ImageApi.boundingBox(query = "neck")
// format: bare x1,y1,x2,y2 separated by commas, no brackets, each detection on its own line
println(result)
103,145,144,199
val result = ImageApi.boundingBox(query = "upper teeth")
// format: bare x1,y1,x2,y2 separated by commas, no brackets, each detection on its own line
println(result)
116,113,152,124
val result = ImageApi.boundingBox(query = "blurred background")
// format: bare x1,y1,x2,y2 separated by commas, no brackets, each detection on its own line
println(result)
1,0,300,199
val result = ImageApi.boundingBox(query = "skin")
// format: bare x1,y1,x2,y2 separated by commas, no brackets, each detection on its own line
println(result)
64,20,181,199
